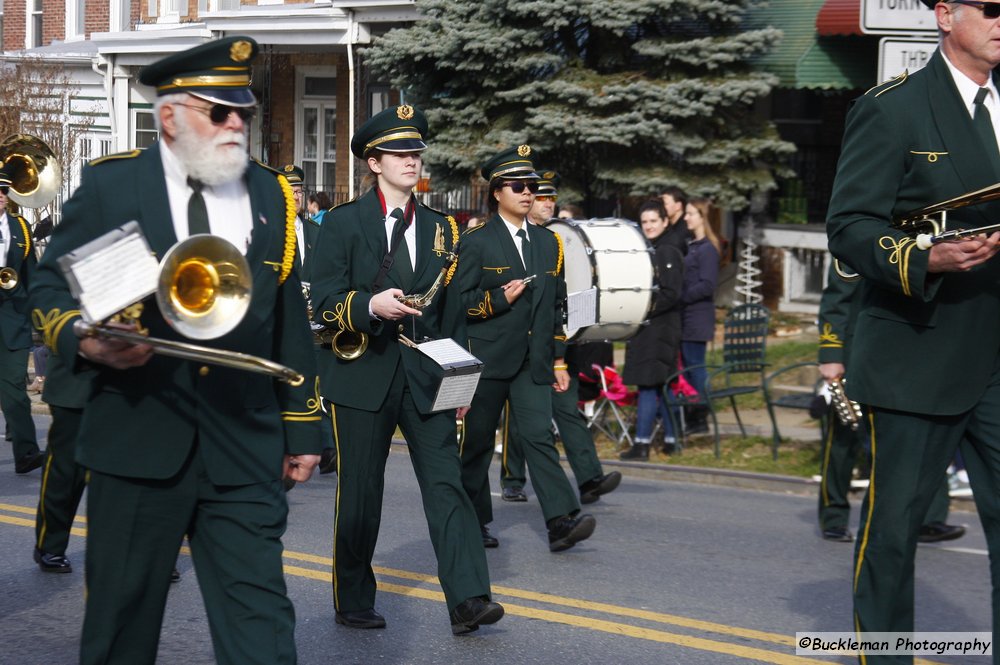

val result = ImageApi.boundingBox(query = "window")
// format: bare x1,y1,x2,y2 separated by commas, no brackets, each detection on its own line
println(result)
0,0,5,52
65,0,84,39
28,0,42,48
134,110,158,149
297,71,337,193
111,0,131,31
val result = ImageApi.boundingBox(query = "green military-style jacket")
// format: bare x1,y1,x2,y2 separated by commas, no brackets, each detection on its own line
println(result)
301,215,322,283
310,188,465,414
455,214,568,384
0,211,36,351
827,50,1000,415
29,143,323,484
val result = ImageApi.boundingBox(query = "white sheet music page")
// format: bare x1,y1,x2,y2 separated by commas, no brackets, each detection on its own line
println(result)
416,338,480,366
70,233,159,322
432,373,482,411
567,288,598,330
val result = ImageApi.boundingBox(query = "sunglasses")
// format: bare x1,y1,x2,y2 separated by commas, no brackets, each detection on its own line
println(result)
175,102,256,124
502,181,540,194
536,195,557,202
950,0,1000,18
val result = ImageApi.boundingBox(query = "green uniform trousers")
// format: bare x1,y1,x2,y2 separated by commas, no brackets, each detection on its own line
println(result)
461,365,580,526
818,411,949,532
330,366,490,614
35,405,86,555
853,390,1000,664
82,448,295,665
0,345,37,461
501,375,604,491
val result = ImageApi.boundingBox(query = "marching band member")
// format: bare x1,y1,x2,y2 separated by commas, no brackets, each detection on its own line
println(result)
456,146,597,552
30,37,322,664
310,105,502,634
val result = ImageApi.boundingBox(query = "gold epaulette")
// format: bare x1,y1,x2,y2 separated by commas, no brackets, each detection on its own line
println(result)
419,200,451,218
253,158,281,175
865,71,908,98
89,149,142,167
462,223,488,236
329,197,357,212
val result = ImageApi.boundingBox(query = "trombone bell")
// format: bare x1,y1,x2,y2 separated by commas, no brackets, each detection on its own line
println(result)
156,234,252,340
0,267,17,290
0,134,61,208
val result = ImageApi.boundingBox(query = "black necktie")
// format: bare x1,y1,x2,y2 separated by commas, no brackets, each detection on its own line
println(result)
187,178,210,236
974,88,1000,176
390,208,414,282
516,228,533,274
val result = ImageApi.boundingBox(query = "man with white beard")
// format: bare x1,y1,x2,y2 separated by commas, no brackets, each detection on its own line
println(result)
29,36,322,665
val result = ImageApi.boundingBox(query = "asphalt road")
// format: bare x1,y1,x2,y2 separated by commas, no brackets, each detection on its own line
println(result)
0,413,990,664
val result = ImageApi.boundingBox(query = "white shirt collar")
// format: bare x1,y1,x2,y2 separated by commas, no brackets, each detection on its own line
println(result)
499,214,527,239
942,50,999,117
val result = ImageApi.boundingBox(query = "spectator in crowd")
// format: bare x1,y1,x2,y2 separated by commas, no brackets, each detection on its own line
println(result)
307,192,332,225
557,203,584,219
620,200,685,459
679,198,721,433
659,186,691,256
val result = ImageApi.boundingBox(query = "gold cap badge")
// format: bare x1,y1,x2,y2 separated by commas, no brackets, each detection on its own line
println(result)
397,105,415,120
543,171,555,179
284,165,294,172
230,40,253,63
517,145,531,157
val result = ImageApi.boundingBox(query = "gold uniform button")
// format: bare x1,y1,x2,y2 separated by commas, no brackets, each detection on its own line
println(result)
527,330,532,336
398,324,405,333
199,366,210,377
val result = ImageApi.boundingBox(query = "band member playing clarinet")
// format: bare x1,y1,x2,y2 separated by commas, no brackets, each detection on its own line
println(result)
310,105,502,635
827,2,1000,660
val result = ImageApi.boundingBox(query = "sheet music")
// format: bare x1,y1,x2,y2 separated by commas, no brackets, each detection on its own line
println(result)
567,288,598,331
416,337,480,366
432,373,482,411
67,231,159,322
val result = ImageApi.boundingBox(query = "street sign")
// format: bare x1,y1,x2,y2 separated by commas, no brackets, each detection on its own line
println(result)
862,0,937,34
878,37,937,82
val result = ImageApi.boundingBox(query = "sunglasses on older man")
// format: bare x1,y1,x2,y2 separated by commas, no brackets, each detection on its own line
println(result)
950,0,1000,18
175,102,256,124
502,181,540,194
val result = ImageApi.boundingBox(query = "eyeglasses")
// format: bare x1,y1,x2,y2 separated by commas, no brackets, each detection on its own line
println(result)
502,181,540,194
950,0,1000,18
536,195,557,202
175,102,256,125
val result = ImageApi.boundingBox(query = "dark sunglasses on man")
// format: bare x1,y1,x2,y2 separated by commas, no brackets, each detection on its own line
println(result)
175,102,256,125
502,181,540,194
950,0,1000,18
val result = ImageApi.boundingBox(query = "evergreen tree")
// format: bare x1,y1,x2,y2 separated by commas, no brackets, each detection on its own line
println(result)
364,0,794,212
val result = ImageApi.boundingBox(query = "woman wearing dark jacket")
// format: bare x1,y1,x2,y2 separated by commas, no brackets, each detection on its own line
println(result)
680,198,721,432
621,200,685,460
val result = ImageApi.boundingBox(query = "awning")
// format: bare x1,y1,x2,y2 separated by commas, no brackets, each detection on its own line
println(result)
816,0,863,37
745,0,876,90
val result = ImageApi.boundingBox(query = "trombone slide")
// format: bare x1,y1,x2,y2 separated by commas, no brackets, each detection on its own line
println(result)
73,320,304,386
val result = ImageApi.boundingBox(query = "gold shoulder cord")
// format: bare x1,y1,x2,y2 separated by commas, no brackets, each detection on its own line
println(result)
444,215,460,286
276,174,297,285
15,216,30,259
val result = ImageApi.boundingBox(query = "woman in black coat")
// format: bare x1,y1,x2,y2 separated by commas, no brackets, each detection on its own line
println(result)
621,200,684,459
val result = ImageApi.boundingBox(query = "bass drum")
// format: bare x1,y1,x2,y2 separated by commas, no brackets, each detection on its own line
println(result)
548,218,653,342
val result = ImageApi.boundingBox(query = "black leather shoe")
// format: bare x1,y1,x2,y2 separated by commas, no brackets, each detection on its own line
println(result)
481,525,499,548
34,548,72,573
15,450,45,474
319,447,337,475
619,443,649,461
579,471,622,505
501,486,527,502
548,514,596,552
918,522,966,543
821,527,854,543
450,596,504,635
171,568,181,583
335,608,386,629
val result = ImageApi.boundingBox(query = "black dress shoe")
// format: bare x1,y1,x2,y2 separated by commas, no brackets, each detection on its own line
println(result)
501,486,527,502
579,471,622,505
34,548,72,573
450,596,504,635
335,608,386,629
481,525,499,548
918,522,966,543
619,443,649,460
319,447,337,475
548,514,596,552
821,527,854,543
171,568,181,583
15,450,45,474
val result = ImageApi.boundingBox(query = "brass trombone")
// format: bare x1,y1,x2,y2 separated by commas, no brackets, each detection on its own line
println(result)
74,234,304,386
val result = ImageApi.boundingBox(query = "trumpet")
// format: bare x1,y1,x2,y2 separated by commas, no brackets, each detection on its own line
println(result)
894,181,1000,249
0,267,17,290
75,235,304,385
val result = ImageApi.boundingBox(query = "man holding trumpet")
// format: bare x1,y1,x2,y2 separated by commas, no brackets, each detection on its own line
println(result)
30,37,322,664
827,1,1000,659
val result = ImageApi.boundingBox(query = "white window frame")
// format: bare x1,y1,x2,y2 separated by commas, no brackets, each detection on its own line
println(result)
25,0,42,49
111,0,131,32
64,0,85,40
295,66,337,194
132,108,159,150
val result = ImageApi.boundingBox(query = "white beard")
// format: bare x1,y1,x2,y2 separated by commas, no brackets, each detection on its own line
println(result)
171,108,249,186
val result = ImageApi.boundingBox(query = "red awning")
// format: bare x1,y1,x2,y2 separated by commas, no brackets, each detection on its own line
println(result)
816,0,863,36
